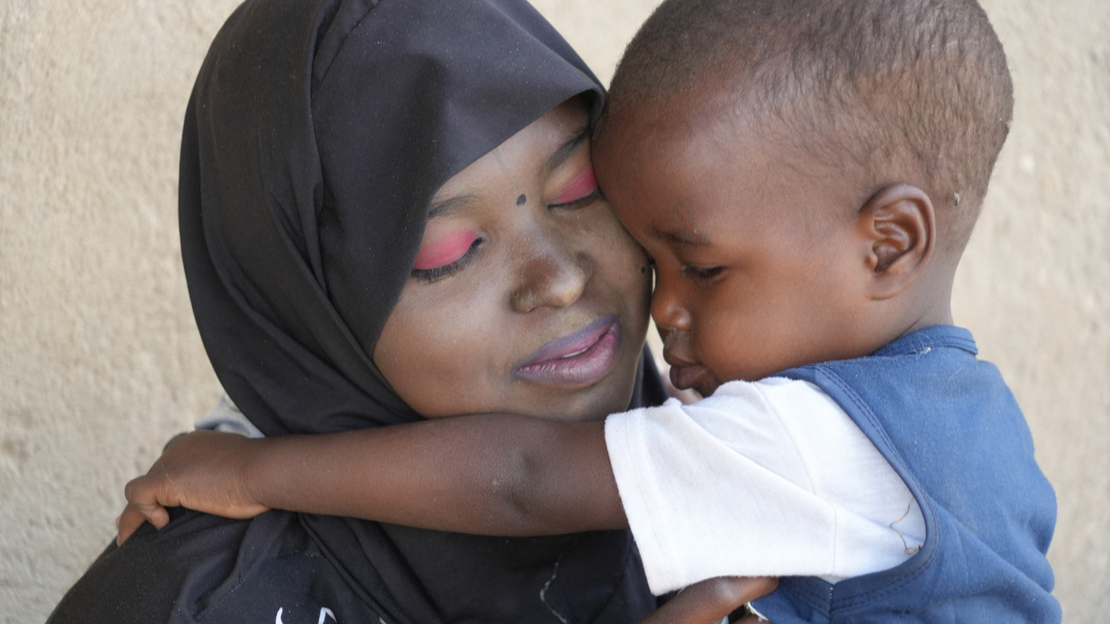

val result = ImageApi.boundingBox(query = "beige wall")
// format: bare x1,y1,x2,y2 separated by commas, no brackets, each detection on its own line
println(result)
1,1,1105,621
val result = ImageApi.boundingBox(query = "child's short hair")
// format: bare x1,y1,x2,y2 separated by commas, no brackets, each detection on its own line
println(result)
605,0,1012,253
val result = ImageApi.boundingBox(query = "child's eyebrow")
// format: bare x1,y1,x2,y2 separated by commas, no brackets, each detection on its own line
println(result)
649,226,712,247
544,124,591,172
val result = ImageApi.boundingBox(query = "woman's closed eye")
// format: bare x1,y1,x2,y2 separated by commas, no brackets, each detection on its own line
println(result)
550,165,600,210
411,230,484,283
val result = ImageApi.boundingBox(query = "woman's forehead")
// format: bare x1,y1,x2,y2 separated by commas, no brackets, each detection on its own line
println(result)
426,100,591,213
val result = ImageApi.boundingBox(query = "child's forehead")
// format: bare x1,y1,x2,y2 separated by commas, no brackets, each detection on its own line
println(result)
603,89,788,172
600,99,786,190
598,99,862,246
606,86,734,137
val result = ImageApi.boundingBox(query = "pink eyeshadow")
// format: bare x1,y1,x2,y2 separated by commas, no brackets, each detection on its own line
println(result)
552,166,597,204
413,229,478,270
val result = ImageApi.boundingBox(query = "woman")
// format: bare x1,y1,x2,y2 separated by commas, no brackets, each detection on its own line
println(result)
48,0,767,622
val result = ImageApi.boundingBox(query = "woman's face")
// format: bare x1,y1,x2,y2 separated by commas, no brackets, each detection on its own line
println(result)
373,100,652,422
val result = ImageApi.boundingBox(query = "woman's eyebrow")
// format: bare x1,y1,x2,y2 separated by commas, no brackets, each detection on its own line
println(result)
544,124,591,172
427,194,477,220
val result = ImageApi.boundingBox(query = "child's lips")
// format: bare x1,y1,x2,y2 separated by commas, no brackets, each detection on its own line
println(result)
668,362,714,393
662,336,716,393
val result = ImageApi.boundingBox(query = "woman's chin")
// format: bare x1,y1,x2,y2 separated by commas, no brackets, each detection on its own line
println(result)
525,367,639,423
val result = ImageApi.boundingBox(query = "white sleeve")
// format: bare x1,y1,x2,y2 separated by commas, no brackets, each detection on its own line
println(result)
604,377,925,595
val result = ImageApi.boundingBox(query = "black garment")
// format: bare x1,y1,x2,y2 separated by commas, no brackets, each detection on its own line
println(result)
47,0,667,622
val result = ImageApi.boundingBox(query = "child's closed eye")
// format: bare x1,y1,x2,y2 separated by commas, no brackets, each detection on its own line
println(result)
681,265,724,280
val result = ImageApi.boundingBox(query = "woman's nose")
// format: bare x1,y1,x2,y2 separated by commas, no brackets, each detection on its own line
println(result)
510,236,590,313
650,276,691,331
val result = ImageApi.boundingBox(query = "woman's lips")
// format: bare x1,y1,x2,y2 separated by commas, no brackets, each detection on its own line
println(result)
515,315,621,388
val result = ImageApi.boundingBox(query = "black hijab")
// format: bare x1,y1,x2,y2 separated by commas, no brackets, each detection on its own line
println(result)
182,0,616,434
57,0,665,622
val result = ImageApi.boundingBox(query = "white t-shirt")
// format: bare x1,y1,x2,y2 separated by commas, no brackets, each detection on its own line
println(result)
604,377,926,595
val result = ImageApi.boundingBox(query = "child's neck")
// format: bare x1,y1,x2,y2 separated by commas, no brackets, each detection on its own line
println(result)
893,277,955,339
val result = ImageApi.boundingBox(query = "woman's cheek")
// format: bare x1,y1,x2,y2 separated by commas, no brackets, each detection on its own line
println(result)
606,214,650,274
594,213,652,314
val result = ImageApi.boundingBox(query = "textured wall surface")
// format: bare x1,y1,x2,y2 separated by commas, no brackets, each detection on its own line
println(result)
1,1,1106,621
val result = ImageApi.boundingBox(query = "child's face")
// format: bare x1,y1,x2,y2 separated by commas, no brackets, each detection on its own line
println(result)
594,102,875,395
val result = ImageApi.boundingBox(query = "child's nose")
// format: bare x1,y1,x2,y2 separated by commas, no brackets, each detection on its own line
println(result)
650,278,691,331
510,236,590,313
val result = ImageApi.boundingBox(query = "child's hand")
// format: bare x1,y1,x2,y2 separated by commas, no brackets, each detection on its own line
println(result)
116,430,270,545
637,577,778,624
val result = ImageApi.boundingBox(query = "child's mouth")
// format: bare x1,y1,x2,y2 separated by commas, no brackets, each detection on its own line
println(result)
668,362,716,394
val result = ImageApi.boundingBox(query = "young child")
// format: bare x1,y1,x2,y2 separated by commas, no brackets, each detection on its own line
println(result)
120,0,1058,621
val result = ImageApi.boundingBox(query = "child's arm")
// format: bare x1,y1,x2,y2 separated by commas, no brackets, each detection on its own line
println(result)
117,414,627,544
117,423,780,624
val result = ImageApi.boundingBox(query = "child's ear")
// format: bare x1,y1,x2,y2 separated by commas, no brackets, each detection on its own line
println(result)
857,184,935,300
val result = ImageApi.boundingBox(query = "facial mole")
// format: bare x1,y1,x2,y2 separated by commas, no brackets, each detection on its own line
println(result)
516,194,527,206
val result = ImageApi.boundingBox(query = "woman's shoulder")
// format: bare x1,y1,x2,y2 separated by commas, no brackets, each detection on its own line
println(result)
47,510,380,624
